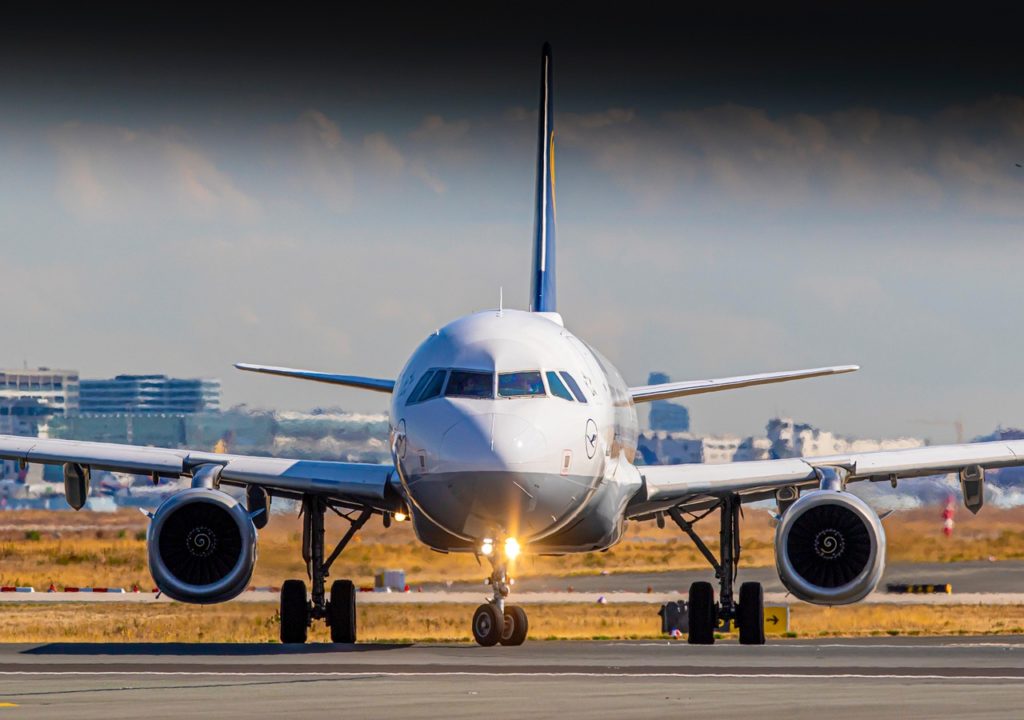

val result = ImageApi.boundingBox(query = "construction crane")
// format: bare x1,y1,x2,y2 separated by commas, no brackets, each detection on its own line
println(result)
911,418,964,444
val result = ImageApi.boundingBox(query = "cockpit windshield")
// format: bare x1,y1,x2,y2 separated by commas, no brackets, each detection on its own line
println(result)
445,370,494,399
407,367,585,403
498,371,545,398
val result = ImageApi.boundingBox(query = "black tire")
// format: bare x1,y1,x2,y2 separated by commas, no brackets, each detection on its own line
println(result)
472,603,503,647
687,581,716,645
329,579,357,644
499,605,529,646
738,581,766,646
280,579,309,644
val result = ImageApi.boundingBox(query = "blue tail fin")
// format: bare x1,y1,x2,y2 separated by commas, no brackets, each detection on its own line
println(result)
530,42,557,313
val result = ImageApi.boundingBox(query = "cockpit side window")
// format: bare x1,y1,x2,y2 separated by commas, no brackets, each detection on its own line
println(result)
546,371,574,401
406,369,447,405
498,371,546,398
405,370,436,405
418,369,447,401
445,370,494,398
559,371,588,403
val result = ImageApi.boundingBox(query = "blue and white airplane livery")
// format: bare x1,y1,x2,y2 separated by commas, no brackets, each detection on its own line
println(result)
3,43,1022,646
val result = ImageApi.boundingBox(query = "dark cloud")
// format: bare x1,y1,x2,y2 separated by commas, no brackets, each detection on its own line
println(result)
558,96,1024,220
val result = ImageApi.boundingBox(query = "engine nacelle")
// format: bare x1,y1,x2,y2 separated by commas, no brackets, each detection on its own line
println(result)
147,488,257,604
775,489,885,605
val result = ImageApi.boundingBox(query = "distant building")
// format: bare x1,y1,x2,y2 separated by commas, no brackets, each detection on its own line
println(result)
639,417,924,467
638,432,771,465
0,398,56,437
48,407,391,464
646,372,690,432
51,413,191,448
766,417,924,458
78,375,220,414
0,367,80,481
0,367,79,416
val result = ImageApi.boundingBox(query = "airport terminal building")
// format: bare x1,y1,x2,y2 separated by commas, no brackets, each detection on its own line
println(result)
0,370,221,483
78,375,221,414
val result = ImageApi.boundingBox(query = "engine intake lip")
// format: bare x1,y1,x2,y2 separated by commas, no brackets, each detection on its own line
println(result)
147,488,256,604
776,490,885,605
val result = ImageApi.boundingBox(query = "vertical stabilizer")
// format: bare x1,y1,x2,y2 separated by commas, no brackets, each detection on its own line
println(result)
530,42,557,313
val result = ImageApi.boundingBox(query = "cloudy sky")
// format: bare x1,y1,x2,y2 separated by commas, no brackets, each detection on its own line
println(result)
1,7,1022,442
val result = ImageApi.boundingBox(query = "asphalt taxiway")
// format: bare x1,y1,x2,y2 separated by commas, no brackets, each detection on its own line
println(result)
1,637,1023,719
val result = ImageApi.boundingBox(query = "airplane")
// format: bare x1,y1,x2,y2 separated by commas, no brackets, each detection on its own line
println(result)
2,42,1022,647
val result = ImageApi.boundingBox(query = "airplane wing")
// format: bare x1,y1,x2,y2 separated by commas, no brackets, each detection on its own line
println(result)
234,363,395,393
629,365,859,403
0,435,401,511
628,438,1024,517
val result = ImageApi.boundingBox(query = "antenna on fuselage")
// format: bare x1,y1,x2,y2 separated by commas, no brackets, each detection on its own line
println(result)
498,286,504,317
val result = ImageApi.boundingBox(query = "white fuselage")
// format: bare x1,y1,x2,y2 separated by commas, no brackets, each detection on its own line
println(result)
390,309,642,554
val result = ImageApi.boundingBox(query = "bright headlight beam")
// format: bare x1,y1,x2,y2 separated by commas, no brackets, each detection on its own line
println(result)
480,538,494,556
504,537,520,560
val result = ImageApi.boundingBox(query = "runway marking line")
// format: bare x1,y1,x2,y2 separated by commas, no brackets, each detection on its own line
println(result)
0,703,17,707
0,671,1022,681
628,642,1024,650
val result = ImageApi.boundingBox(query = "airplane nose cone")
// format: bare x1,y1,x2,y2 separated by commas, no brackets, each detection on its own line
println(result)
439,413,547,471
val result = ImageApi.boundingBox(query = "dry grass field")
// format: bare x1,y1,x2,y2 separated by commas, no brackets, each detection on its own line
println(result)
3,504,1024,642
3,504,1024,590
1,601,1022,643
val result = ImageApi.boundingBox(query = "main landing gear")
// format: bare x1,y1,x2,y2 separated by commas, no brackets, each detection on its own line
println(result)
669,494,766,645
471,547,529,646
280,495,371,644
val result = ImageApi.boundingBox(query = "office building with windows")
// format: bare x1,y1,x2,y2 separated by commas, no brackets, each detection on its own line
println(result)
78,375,221,414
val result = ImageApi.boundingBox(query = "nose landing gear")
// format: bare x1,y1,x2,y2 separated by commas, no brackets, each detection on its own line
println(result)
472,547,529,646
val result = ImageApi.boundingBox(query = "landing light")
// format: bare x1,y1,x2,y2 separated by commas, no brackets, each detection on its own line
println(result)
504,537,521,560
480,538,494,556
394,512,407,522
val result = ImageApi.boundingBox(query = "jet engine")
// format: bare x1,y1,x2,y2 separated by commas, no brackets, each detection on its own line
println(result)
147,488,257,604
774,489,885,604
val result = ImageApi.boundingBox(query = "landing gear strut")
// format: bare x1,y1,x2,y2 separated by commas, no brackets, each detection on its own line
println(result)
472,547,528,646
280,495,371,644
669,494,765,645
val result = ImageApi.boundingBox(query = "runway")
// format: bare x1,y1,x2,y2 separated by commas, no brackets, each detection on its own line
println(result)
1,638,1024,718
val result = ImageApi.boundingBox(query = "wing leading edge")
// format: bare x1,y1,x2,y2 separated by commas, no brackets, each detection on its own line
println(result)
629,365,859,403
0,434,400,511
234,363,395,393
630,438,1024,517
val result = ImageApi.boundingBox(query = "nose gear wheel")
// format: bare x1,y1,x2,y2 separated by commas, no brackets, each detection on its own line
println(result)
471,543,530,647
